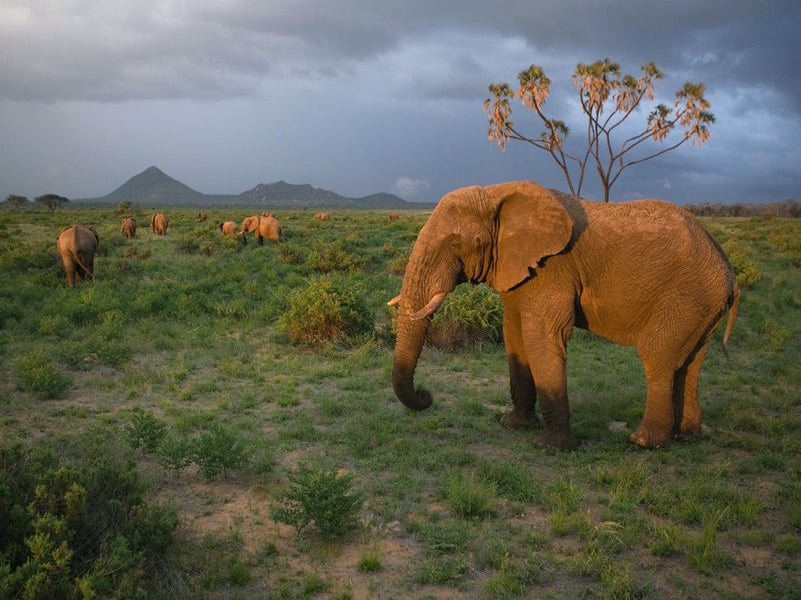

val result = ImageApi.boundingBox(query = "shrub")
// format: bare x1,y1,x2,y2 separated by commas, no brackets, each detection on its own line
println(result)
305,240,363,273
723,240,761,289
428,284,504,348
279,276,374,346
193,424,250,479
0,443,178,599
270,463,363,538
13,349,72,399
124,409,167,452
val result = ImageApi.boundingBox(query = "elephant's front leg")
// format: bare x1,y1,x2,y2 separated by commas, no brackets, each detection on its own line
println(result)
500,310,537,430
528,337,576,450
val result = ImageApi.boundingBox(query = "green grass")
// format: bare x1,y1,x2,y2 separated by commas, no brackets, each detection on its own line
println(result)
0,206,799,598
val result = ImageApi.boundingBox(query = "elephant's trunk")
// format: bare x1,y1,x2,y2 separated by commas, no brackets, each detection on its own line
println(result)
392,309,433,411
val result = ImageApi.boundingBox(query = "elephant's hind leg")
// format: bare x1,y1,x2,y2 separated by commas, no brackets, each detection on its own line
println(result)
630,362,675,448
672,341,710,439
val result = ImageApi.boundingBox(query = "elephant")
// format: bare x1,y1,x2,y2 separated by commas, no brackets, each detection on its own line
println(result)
57,224,99,287
388,212,400,220
314,212,330,221
219,221,238,235
121,217,137,239
151,212,169,235
198,212,207,222
237,213,282,245
389,181,740,450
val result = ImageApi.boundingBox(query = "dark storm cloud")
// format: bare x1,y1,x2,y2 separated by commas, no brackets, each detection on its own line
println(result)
0,0,799,203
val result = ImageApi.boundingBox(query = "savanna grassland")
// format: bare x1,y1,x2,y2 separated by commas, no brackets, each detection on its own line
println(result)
1,205,799,599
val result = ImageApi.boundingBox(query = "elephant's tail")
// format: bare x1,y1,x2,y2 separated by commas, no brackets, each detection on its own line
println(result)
70,249,94,281
721,284,740,358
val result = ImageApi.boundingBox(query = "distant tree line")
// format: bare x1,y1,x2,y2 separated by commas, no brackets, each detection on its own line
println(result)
3,194,69,211
684,198,800,218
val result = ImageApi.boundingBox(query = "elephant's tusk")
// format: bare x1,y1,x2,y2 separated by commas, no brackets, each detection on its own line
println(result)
387,295,401,307
410,292,447,320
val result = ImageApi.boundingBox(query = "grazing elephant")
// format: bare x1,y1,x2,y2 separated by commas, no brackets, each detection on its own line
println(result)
314,212,330,221
151,212,169,235
238,213,282,245
389,181,739,450
388,212,400,220
198,212,207,222
57,224,99,287
219,221,238,235
121,217,137,239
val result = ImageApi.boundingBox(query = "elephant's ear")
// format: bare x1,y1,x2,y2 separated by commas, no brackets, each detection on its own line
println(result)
491,183,573,292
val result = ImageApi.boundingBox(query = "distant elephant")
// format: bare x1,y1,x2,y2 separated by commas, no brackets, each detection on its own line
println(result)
198,212,207,222
238,214,282,245
219,221,238,235
314,212,330,221
389,181,740,450
57,224,99,287
388,212,400,220
121,217,137,239
151,213,169,235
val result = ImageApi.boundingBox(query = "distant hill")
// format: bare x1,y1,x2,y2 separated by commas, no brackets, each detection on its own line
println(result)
77,166,423,209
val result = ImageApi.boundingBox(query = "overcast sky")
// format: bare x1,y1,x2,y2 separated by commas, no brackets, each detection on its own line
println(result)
1,0,799,204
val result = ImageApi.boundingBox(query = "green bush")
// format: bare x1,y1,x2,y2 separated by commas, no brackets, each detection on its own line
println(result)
124,409,168,452
428,284,504,348
193,424,250,479
723,240,761,288
0,443,178,599
270,463,363,538
13,349,72,399
279,276,374,346
305,240,363,273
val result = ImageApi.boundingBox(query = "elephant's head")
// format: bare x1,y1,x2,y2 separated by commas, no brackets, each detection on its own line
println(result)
237,216,258,234
390,181,574,411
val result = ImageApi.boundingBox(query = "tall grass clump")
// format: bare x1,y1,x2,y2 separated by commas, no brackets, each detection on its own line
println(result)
279,276,374,346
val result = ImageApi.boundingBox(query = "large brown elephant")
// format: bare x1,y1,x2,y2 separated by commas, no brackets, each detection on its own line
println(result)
57,225,99,287
389,181,739,450
151,213,169,235
121,217,137,239
237,213,282,245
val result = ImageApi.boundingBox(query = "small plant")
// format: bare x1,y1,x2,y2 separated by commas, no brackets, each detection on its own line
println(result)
158,433,195,474
270,463,363,538
357,549,382,573
193,424,250,479
124,408,167,452
444,471,498,519
279,276,374,346
13,349,72,399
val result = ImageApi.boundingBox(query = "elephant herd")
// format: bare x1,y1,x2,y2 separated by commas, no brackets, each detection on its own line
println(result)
56,181,741,451
57,212,285,288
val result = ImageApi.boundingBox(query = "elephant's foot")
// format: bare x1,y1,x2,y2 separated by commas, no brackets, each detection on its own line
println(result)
500,411,537,430
535,429,578,451
672,420,703,441
630,423,671,449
